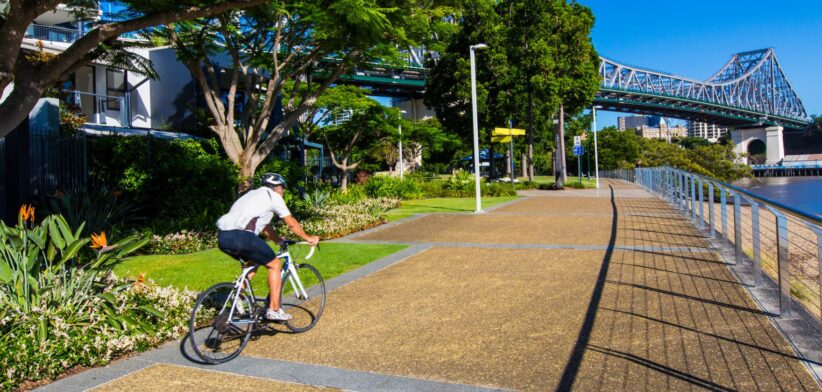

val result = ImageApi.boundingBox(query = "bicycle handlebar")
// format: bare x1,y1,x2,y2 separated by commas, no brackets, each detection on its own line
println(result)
294,241,318,259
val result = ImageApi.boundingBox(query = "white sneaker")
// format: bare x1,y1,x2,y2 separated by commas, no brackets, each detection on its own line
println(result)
234,301,247,316
264,308,292,321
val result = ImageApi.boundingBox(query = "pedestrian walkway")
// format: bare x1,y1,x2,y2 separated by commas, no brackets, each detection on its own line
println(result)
40,180,822,391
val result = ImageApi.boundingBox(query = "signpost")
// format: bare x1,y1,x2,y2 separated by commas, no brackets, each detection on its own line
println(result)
573,136,584,184
492,127,526,189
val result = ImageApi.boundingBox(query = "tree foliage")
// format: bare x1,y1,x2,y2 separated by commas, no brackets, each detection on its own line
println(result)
424,0,599,183
0,0,271,138
164,0,445,191
317,90,398,192
593,127,751,182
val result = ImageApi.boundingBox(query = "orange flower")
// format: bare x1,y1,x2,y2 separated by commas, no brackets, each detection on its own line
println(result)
90,232,108,250
19,204,35,224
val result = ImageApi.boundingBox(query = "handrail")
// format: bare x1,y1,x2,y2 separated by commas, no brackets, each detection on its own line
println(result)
622,166,822,322
674,169,822,226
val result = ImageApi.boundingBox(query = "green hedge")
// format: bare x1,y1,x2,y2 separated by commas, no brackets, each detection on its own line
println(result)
88,136,239,232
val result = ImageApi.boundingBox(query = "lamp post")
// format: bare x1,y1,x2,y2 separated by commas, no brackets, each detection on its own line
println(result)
398,109,407,179
470,43,488,213
592,105,602,189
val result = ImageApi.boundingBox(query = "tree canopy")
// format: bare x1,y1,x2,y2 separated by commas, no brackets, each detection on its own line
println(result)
424,0,600,181
164,0,447,190
0,0,271,138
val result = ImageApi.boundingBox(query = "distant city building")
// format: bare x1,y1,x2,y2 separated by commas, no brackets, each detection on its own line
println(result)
635,125,688,140
618,115,663,131
687,121,728,142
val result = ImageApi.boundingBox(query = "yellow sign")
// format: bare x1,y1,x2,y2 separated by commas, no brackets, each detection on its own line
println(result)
491,135,512,143
492,127,526,136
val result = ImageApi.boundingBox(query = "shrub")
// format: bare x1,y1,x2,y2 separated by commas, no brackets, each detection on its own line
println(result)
292,198,400,239
148,230,217,255
88,136,238,233
482,183,517,197
40,185,141,236
444,169,474,195
0,209,190,390
363,176,424,200
329,184,368,205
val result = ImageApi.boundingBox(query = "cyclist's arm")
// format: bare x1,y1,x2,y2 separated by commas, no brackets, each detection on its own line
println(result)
262,225,284,245
282,216,319,245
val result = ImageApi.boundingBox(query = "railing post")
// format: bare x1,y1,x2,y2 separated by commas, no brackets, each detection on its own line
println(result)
679,172,685,210
814,228,822,321
708,182,715,239
690,175,697,222
751,201,761,286
773,211,792,317
721,188,728,245
733,192,742,265
698,178,704,228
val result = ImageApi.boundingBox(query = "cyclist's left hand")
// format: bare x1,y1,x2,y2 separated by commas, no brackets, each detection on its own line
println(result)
305,235,320,246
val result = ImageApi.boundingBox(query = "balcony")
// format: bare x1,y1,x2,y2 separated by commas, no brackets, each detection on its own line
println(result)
25,24,83,44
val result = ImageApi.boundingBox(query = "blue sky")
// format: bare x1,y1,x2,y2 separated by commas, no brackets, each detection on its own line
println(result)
578,0,822,129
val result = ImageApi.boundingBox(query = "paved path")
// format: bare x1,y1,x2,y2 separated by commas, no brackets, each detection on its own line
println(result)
40,180,822,391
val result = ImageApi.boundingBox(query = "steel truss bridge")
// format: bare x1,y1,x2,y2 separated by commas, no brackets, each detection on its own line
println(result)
341,48,810,130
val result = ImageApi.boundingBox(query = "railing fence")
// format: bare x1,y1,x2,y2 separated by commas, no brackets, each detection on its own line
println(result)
28,130,88,198
608,167,822,324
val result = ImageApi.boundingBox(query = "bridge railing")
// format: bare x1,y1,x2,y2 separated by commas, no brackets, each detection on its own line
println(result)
611,167,822,323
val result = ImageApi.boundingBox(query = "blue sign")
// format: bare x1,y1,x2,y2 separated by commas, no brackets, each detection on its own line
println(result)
573,145,584,156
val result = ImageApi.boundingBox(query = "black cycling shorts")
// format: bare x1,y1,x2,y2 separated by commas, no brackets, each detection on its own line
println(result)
217,230,277,265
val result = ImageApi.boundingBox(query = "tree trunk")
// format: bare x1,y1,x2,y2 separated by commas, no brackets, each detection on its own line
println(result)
527,80,535,181
554,107,565,190
559,104,567,183
489,142,496,179
237,160,257,194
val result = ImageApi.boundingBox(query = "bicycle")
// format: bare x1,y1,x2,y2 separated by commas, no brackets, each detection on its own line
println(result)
187,239,326,364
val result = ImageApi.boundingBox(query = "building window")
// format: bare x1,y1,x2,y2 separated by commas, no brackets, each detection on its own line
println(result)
106,69,126,111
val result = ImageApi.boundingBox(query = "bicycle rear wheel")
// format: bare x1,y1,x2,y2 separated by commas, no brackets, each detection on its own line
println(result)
281,263,326,333
188,282,255,364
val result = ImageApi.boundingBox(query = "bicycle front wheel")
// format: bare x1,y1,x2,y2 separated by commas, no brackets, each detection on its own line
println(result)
188,282,254,364
281,263,326,333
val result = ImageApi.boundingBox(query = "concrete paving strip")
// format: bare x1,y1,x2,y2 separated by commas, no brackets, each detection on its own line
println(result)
88,363,337,391
333,238,718,254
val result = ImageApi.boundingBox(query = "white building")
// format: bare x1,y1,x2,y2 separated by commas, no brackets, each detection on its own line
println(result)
12,4,197,134
688,121,728,142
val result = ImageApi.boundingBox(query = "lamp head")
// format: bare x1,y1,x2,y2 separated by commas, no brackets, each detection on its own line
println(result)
471,43,489,50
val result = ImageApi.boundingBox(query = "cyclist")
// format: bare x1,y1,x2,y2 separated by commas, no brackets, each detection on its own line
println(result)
216,173,320,321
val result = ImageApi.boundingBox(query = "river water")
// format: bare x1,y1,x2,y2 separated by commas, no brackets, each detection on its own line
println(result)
734,177,822,217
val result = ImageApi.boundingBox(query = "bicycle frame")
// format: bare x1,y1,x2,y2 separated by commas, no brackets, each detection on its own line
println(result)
223,248,313,324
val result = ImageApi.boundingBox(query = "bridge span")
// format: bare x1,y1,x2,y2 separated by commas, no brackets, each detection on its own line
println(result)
347,48,810,132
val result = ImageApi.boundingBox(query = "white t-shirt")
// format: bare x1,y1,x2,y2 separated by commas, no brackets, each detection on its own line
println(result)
216,187,291,235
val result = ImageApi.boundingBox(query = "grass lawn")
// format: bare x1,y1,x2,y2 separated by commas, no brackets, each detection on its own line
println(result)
115,242,407,296
531,175,597,189
384,196,519,221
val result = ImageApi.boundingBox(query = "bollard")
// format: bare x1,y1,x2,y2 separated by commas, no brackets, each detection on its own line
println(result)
708,182,715,239
751,201,761,286
733,193,742,265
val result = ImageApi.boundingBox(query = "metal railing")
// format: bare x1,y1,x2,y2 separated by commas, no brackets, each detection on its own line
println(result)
64,90,130,127
24,24,82,43
28,130,88,198
625,166,822,322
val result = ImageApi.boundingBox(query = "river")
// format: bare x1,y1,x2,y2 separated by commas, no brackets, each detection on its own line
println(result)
734,176,822,217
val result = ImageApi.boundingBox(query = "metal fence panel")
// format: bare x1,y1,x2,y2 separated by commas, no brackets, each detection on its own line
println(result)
27,131,88,198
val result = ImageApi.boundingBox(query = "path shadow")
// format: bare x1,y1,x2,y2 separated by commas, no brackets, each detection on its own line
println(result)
556,185,618,390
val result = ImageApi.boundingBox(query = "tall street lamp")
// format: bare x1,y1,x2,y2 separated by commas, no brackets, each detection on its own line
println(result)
592,105,602,189
398,109,407,179
470,43,488,213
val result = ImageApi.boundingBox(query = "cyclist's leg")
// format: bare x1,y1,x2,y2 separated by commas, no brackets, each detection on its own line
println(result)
264,258,283,310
